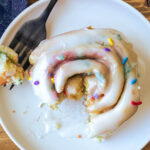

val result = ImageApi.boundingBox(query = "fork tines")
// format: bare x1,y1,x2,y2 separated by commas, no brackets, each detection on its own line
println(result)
7,0,58,90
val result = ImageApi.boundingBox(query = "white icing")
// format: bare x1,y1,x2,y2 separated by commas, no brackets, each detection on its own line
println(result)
30,28,140,138
37,98,89,138
55,60,106,93
93,69,106,87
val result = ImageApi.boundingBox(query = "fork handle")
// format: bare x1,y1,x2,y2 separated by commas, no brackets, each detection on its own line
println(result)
40,0,58,22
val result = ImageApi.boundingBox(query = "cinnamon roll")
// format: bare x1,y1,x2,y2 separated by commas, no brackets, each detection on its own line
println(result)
29,28,141,138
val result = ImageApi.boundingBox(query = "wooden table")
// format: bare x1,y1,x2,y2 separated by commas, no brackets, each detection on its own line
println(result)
0,0,150,149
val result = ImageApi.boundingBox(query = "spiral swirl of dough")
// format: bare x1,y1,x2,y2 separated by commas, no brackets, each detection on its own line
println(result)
30,28,140,137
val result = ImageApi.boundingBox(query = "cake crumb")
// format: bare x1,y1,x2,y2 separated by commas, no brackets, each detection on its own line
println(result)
23,111,28,114
96,136,105,142
78,134,82,138
12,110,16,113
87,26,94,30
56,123,61,129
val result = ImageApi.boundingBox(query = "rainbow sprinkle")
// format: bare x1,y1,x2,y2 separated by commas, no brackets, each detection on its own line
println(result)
28,71,31,76
122,57,128,65
28,77,32,81
18,79,23,84
34,81,39,85
51,85,55,90
108,38,114,46
56,55,66,61
131,101,142,106
63,91,66,95
94,69,105,84
93,93,99,100
51,78,55,83
131,78,137,84
124,63,131,78
116,34,122,40
104,47,111,52
49,73,53,77
91,96,95,101
78,134,82,138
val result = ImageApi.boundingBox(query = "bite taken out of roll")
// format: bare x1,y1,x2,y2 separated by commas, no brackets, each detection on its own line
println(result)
29,28,141,138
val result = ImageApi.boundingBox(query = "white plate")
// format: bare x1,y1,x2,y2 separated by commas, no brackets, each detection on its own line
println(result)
0,0,150,149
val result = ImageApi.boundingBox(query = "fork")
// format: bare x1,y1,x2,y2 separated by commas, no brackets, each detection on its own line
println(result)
9,0,58,89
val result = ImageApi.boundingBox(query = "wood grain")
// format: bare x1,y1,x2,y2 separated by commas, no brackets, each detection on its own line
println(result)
0,0,150,149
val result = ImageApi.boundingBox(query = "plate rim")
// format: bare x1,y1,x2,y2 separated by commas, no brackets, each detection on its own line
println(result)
0,1,49,149
0,0,150,149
